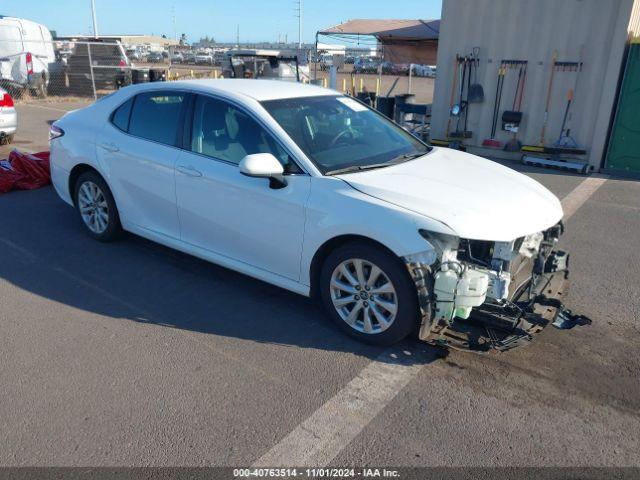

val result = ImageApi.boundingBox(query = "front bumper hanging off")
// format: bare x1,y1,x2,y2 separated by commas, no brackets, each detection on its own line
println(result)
406,250,574,353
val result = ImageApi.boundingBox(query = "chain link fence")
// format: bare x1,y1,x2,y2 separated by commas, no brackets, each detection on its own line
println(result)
1,38,434,141
0,39,227,103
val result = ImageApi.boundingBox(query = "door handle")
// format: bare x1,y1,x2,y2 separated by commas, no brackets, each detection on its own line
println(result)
99,142,119,152
176,165,203,177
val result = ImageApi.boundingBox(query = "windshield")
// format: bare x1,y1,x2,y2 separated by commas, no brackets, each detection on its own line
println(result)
261,95,431,174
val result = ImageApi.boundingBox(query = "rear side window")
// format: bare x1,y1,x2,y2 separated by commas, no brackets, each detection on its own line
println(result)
111,98,133,132
128,92,185,146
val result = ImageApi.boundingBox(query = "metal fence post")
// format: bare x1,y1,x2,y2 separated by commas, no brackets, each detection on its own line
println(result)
86,42,98,100
408,63,413,94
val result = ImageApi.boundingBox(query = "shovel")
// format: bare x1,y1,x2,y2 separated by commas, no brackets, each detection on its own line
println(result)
468,47,484,103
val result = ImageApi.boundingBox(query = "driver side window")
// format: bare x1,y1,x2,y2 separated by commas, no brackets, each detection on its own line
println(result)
190,95,302,173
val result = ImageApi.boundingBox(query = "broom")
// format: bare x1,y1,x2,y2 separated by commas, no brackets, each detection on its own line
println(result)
482,65,505,148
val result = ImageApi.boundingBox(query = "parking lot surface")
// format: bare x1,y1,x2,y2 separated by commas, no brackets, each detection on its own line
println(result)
1,100,639,467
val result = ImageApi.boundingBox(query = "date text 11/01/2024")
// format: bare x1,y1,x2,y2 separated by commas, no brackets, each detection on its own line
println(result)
233,468,400,478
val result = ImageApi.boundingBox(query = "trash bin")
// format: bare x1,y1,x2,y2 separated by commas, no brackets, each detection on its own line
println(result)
149,69,167,82
356,92,372,106
394,94,415,123
376,97,395,119
131,68,150,84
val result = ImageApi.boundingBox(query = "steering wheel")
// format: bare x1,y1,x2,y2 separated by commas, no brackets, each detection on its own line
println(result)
329,128,357,147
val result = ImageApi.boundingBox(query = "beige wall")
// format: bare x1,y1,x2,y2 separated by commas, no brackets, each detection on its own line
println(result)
431,0,637,169
630,0,640,36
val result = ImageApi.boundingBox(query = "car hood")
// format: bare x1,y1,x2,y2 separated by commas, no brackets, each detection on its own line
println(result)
336,147,563,242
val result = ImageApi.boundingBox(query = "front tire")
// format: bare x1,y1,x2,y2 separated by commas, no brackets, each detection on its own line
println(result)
320,242,419,346
74,171,122,242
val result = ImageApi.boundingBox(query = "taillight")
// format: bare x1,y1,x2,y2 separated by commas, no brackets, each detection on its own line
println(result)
49,124,65,141
0,93,13,108
26,52,34,75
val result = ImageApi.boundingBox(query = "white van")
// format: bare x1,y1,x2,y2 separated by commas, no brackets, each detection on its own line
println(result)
0,16,55,97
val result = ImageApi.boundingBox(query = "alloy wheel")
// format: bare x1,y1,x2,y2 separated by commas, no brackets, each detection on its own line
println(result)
329,258,398,334
78,181,109,234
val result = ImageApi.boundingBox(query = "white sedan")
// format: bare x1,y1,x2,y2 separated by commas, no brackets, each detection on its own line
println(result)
50,80,570,352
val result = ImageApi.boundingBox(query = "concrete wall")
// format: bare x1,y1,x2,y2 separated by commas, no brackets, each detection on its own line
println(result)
431,0,637,169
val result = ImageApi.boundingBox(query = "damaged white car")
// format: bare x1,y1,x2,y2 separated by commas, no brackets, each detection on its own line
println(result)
50,80,571,352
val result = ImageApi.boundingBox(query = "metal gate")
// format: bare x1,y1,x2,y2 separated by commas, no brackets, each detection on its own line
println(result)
605,39,640,175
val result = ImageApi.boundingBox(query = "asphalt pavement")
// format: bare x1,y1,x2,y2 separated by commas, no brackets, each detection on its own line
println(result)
0,99,638,467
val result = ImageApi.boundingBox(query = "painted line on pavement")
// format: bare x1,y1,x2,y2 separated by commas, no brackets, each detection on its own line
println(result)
253,348,429,467
562,175,608,221
16,103,80,113
254,174,608,468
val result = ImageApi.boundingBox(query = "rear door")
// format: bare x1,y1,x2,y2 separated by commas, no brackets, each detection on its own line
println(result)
96,90,188,239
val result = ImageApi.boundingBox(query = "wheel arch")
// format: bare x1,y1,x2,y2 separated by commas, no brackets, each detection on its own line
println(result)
309,234,406,300
68,163,105,206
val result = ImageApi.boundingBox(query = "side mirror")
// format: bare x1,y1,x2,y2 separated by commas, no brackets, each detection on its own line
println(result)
239,153,286,189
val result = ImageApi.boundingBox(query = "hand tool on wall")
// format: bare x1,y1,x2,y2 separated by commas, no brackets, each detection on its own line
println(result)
556,47,584,149
503,61,528,151
522,50,586,156
538,50,559,147
468,47,484,103
450,55,473,139
445,55,460,138
482,63,506,148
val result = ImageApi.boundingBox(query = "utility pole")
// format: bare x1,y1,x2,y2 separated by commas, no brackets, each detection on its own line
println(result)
236,24,240,49
295,0,303,48
91,0,99,37
172,5,177,41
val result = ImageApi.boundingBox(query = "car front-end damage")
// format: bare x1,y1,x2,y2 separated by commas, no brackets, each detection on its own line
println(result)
405,223,573,352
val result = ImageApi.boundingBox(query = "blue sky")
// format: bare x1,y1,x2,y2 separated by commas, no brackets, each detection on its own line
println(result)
7,0,441,43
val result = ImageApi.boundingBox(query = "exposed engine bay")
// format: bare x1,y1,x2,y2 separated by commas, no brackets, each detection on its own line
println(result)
405,223,576,352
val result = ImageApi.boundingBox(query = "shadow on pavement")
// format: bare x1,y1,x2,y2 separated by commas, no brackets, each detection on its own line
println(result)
0,187,446,366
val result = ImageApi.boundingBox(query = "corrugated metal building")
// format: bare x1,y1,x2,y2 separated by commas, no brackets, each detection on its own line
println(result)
431,0,640,170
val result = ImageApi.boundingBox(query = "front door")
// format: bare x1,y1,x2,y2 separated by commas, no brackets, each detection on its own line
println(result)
174,94,310,281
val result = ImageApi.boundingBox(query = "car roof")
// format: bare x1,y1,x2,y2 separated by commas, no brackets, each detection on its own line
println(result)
172,79,338,102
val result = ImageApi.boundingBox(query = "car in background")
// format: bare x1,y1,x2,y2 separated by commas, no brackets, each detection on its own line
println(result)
170,52,184,64
195,52,214,65
146,52,164,63
0,16,56,97
354,57,379,74
318,54,335,71
222,49,309,82
0,86,16,144
412,64,437,78
49,79,569,353
66,41,134,92
126,49,145,61
183,52,196,64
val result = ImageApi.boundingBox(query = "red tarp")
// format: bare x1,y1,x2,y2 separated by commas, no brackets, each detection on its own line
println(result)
0,150,51,194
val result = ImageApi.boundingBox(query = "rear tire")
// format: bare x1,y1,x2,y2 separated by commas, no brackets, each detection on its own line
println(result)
73,171,122,242
30,73,48,99
320,242,419,346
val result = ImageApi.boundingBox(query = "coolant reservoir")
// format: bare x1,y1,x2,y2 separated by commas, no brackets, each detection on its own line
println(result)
434,268,489,322
455,270,489,308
